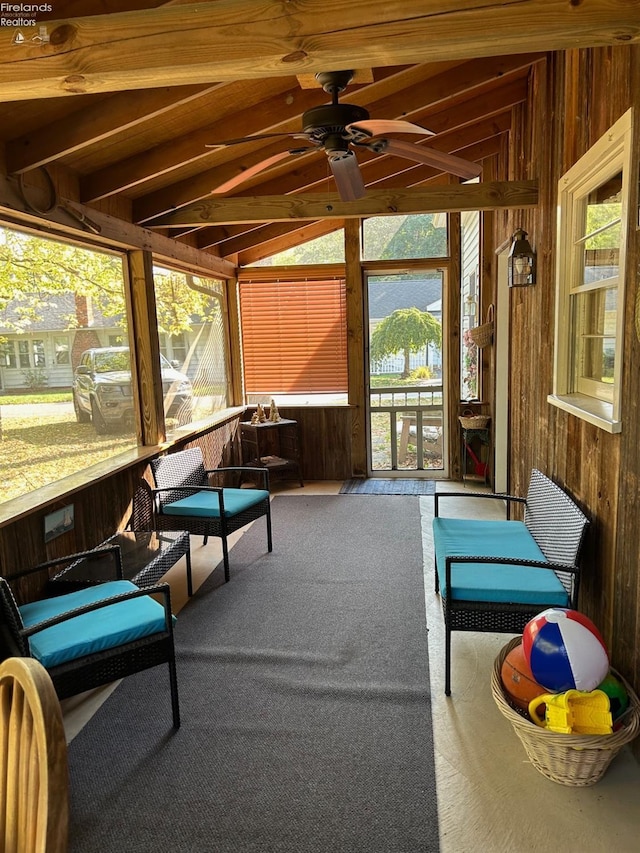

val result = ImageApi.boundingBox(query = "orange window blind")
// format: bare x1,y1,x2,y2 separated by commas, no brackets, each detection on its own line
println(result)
240,279,348,393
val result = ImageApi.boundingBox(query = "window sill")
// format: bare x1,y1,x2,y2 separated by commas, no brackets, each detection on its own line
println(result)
0,406,247,528
547,394,621,434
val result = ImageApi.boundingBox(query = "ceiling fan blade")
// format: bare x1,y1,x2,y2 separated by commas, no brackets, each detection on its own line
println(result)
366,137,482,180
347,119,434,139
212,148,313,194
206,132,310,149
328,152,366,202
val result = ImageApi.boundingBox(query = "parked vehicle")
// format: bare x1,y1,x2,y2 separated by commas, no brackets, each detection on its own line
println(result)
73,347,193,433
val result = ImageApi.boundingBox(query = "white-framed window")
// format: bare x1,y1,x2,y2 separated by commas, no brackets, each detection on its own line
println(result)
549,108,634,433
1,340,16,368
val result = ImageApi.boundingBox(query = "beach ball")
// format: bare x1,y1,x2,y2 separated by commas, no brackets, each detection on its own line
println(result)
522,608,609,693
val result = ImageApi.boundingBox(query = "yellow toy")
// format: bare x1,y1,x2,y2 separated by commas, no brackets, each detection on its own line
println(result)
528,689,613,735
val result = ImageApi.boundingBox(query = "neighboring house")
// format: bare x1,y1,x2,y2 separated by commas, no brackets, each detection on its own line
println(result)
0,293,203,391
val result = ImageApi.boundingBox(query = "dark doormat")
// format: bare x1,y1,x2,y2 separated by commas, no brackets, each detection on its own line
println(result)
340,478,436,495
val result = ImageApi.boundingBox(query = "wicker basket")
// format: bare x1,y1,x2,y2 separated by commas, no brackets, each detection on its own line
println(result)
458,412,490,429
468,304,494,348
492,637,640,786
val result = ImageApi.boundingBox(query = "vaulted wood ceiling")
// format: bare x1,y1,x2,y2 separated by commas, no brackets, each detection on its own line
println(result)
0,1,637,267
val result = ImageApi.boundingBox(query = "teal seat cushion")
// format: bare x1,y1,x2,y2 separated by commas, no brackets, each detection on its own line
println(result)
432,517,570,605
162,488,269,519
19,580,169,668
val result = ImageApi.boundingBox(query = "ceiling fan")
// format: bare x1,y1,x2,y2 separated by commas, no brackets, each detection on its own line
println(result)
206,70,482,202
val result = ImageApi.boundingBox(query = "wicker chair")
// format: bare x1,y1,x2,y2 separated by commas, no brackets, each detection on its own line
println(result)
0,657,69,853
0,546,180,728
147,447,273,583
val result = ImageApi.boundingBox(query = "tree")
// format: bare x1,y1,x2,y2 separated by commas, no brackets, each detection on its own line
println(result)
0,227,220,341
370,307,442,378
365,214,447,261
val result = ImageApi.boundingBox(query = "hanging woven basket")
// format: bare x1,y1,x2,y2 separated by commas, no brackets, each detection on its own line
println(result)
469,304,494,348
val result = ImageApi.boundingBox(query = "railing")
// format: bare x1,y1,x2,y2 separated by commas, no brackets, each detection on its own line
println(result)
369,384,444,471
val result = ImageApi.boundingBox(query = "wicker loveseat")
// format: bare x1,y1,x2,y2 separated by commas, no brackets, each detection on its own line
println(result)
433,469,589,696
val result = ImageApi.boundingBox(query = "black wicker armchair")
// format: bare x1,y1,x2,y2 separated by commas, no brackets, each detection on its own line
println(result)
0,546,180,728
146,447,273,583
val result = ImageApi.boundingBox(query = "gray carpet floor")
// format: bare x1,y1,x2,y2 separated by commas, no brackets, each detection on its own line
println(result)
67,495,439,852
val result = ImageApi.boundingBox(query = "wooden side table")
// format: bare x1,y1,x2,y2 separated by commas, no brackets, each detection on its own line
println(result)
240,418,304,486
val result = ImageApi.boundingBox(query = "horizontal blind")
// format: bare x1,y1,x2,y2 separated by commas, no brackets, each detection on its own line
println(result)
240,279,347,393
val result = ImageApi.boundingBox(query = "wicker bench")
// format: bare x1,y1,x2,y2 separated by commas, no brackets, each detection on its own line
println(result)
433,469,589,696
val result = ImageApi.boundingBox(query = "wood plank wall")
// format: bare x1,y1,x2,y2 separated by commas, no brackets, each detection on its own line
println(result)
499,46,640,738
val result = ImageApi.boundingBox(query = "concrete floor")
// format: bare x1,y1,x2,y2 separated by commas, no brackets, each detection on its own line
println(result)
63,480,640,852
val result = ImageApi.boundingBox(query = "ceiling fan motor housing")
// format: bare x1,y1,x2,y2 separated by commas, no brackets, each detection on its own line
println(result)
302,103,370,144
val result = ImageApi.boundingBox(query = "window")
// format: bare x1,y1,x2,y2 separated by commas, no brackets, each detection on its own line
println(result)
460,210,480,401
549,109,633,433
18,340,30,368
33,339,45,367
239,278,348,403
1,340,16,368
362,214,448,261
248,229,345,266
0,225,135,504
152,266,229,434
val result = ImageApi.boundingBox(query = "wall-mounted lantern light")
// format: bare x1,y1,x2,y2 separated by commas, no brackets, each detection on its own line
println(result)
508,228,536,287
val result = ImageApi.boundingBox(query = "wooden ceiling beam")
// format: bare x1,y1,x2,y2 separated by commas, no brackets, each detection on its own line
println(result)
0,172,236,279
132,62,531,224
148,180,538,227
217,137,505,259
348,54,542,125
0,2,636,100
81,79,325,203
183,111,511,252
236,220,346,268
80,64,414,203
5,84,224,174
223,111,512,217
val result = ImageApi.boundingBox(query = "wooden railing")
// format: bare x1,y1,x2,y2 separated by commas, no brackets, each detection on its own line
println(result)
369,384,444,470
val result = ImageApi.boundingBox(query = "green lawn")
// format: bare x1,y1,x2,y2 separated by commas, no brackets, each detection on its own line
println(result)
0,413,136,502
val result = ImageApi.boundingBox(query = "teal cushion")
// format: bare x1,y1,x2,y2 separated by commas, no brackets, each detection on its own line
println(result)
162,488,269,519
432,517,570,605
19,580,170,668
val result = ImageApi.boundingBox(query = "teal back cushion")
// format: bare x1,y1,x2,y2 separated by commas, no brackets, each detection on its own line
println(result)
162,487,269,519
19,580,170,668
432,517,570,605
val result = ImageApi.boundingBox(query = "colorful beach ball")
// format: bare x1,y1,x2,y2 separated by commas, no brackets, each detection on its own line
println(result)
522,608,609,693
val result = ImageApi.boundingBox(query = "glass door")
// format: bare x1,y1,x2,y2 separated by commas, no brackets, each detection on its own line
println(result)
366,271,447,476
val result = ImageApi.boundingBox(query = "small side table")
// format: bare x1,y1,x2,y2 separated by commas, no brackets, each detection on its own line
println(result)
240,418,304,486
48,530,192,596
